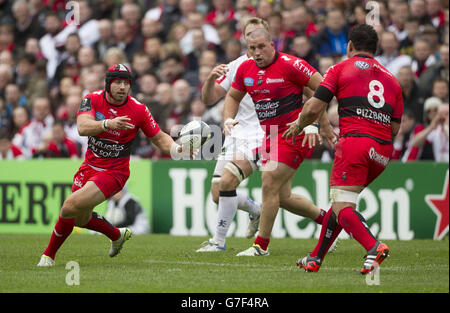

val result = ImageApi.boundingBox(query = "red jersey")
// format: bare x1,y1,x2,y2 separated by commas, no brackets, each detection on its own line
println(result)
318,54,403,144
77,90,160,170
232,51,317,133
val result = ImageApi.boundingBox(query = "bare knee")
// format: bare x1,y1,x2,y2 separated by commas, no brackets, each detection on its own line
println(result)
211,184,219,204
219,169,240,191
60,196,80,219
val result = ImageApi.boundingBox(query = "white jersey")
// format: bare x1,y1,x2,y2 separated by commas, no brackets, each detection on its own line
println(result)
217,54,265,141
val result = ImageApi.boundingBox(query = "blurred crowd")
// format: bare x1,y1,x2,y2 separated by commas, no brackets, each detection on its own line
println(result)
0,0,448,162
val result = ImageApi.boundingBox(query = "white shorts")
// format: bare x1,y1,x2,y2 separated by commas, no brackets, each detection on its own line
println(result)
212,135,262,183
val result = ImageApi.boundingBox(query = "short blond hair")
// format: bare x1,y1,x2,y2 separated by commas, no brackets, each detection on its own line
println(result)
242,17,269,37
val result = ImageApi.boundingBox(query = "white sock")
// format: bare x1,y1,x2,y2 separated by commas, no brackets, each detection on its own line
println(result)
213,190,238,246
236,191,261,217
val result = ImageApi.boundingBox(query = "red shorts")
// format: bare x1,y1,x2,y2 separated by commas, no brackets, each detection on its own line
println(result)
72,162,129,199
331,136,393,187
260,132,314,170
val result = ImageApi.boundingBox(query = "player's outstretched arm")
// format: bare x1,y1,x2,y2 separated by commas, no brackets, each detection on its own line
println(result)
222,87,245,135
283,96,328,143
150,130,196,158
77,114,134,136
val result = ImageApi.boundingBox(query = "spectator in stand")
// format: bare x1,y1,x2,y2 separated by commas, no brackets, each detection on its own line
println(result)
268,11,290,52
130,51,152,82
143,37,163,71
103,46,128,68
399,17,421,57
431,77,449,103
153,82,174,132
15,53,48,110
411,36,437,78
392,109,432,162
46,121,79,158
223,38,242,64
410,0,429,25
5,84,26,116
0,23,15,54
63,94,87,157
112,18,141,62
120,2,142,38
11,106,29,136
311,7,349,57
206,0,235,27
291,4,318,37
39,12,70,80
387,1,410,42
78,46,96,69
135,73,159,105
141,17,163,41
12,0,45,49
12,97,54,159
412,102,449,162
290,35,320,71
0,97,12,136
94,19,115,60
256,0,273,21
419,44,449,91
158,52,186,84
426,0,446,30
375,31,412,76
0,131,24,160
397,65,427,122
145,0,181,40
170,78,192,125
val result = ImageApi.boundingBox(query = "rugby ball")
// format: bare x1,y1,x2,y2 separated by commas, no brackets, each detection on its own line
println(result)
178,120,211,150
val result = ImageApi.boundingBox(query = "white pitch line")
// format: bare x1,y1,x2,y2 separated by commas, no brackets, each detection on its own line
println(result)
143,259,447,273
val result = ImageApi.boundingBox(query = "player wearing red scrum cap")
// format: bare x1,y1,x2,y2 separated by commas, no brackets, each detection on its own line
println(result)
37,64,192,267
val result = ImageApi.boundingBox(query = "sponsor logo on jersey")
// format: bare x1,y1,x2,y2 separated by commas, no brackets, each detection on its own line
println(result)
79,98,92,112
244,77,254,86
96,112,105,121
266,78,285,84
257,70,266,75
354,60,370,70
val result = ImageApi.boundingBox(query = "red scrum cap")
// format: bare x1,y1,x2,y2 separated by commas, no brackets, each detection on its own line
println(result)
105,64,132,93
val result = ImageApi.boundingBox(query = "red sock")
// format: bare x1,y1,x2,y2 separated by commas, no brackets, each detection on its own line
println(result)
254,235,270,251
338,206,377,251
43,216,75,259
82,212,120,241
314,209,326,225
310,208,342,259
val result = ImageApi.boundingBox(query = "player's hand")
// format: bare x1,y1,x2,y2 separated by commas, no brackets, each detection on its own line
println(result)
282,120,303,144
208,64,228,81
177,145,199,158
320,124,339,148
107,116,135,130
223,118,239,136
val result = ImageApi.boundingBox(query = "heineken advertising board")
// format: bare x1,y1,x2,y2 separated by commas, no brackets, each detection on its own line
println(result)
0,160,151,233
0,160,448,240
152,160,448,240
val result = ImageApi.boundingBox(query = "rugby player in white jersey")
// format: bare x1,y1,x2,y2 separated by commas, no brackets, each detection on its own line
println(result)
196,17,330,252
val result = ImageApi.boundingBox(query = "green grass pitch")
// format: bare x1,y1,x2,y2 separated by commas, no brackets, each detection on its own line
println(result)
0,234,448,293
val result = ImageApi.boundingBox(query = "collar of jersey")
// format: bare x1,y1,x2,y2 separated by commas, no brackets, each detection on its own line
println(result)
103,91,129,107
354,53,373,59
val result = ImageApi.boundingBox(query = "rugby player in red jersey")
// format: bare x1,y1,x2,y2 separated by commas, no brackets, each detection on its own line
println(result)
38,64,192,267
284,24,403,274
222,28,336,256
